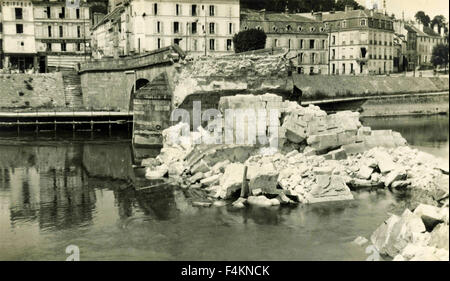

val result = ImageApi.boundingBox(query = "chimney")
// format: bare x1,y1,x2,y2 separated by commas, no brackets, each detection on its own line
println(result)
345,5,354,12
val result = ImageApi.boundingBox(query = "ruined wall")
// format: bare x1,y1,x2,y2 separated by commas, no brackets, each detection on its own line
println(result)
294,75,449,100
0,73,65,110
173,51,293,108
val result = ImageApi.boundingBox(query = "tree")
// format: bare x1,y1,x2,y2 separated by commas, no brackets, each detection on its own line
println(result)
415,11,431,27
334,0,364,11
240,0,363,13
431,15,447,33
431,43,449,73
233,29,267,53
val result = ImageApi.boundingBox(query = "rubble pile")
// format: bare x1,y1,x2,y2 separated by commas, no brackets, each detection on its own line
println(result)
370,204,449,261
140,93,443,207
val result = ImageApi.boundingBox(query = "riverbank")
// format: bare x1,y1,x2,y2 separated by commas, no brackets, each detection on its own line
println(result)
295,75,449,100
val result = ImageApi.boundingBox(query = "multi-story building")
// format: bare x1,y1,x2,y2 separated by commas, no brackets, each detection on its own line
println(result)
32,0,107,71
322,6,395,75
241,9,329,75
91,0,240,58
0,4,3,69
405,22,447,68
0,0,107,72
1,0,38,72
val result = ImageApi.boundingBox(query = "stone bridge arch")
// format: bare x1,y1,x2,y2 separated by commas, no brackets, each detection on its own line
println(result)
79,45,185,111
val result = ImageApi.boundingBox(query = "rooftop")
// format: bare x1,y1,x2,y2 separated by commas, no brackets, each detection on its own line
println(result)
241,9,319,23
321,9,394,21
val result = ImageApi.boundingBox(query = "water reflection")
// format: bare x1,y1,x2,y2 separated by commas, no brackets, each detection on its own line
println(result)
0,114,448,260
362,114,449,161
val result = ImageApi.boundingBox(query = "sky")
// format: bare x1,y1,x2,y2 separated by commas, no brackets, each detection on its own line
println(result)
357,0,449,21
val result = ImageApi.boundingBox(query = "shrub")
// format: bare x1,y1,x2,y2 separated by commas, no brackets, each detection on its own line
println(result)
232,29,267,53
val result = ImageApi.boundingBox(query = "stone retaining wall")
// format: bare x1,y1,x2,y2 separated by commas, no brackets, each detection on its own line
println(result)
294,75,449,100
0,73,65,110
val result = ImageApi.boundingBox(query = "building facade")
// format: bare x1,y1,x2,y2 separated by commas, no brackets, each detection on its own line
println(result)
32,0,93,71
91,0,240,58
1,0,38,72
322,6,395,75
241,10,329,75
0,4,3,69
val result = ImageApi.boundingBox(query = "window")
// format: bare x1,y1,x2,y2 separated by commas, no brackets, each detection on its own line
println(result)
192,5,197,16
288,39,292,49
76,43,81,51
310,27,315,32
342,20,347,28
46,7,51,19
60,7,65,19
360,19,366,26
154,3,158,15
174,38,182,45
300,39,304,49
209,23,215,34
76,8,80,19
16,24,23,34
274,39,278,47
77,26,81,38
59,26,63,37
15,8,23,20
48,26,52,37
191,22,197,34
157,21,162,33
228,23,233,34
311,53,316,64
332,49,336,59
61,43,66,52
173,22,180,34
209,5,215,16
332,35,336,45
298,26,303,31
209,39,215,50
227,39,232,51
286,25,292,31
47,43,52,51
321,40,326,49
176,4,181,16
309,40,315,49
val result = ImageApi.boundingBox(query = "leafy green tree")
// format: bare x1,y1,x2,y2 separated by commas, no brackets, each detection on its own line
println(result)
415,11,431,27
431,43,449,73
431,15,447,33
334,0,364,11
240,0,363,13
233,29,267,53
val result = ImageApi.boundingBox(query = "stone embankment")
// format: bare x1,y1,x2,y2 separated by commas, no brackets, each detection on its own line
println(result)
140,92,449,261
0,73,65,110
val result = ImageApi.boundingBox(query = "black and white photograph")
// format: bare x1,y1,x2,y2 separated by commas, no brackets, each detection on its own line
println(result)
0,0,448,267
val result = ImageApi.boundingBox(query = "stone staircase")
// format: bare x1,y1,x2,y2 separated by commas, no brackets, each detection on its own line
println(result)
61,69,83,109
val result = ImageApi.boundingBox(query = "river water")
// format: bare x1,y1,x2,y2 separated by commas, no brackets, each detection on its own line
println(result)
0,115,448,261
